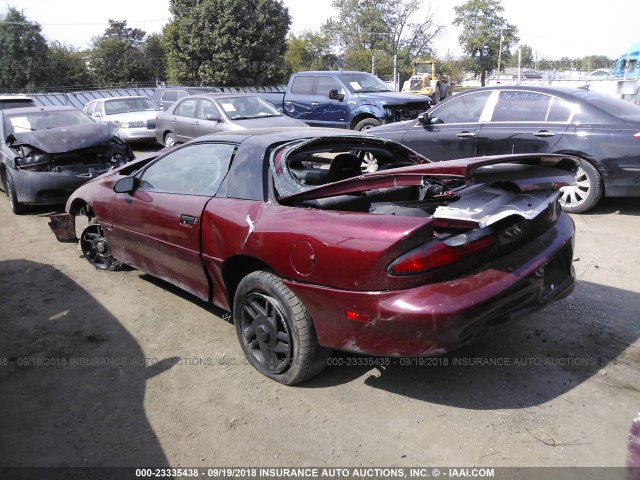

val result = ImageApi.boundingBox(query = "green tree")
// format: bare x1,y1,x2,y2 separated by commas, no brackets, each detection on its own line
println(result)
453,0,518,85
45,42,92,89
507,44,533,68
89,20,150,86
322,0,443,78
0,7,49,90
284,32,339,73
163,0,290,86
143,34,168,83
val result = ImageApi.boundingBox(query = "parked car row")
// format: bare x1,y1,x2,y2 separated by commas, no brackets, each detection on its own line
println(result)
3,83,640,216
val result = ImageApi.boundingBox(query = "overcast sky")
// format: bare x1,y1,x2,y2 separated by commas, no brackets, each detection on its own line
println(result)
6,0,639,61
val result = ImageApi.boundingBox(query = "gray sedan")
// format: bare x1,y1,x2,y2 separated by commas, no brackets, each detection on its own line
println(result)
155,93,307,146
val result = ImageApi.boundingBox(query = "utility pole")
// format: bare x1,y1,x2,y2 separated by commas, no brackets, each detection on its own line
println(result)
496,27,511,77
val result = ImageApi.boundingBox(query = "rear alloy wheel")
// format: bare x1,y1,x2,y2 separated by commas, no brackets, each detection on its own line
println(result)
163,132,177,147
354,118,382,131
80,224,123,271
5,170,27,214
559,160,603,213
234,271,330,385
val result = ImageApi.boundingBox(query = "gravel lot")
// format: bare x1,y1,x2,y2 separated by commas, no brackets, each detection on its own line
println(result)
1,146,639,474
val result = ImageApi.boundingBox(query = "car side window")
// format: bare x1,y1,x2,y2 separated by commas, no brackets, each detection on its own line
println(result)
316,76,341,96
290,76,314,95
138,143,236,196
162,91,178,102
431,91,491,124
546,98,573,122
174,98,198,118
84,101,95,115
197,100,220,120
491,91,552,122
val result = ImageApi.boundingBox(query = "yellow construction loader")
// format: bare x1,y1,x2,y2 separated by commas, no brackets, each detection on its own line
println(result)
401,59,453,104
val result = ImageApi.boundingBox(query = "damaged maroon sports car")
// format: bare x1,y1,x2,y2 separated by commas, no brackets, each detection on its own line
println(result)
49,128,577,384
0,106,134,214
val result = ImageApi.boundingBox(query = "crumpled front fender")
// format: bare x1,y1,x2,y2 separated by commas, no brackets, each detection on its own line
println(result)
48,213,77,243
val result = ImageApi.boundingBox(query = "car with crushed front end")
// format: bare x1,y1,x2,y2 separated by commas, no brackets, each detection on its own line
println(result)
370,85,640,213
1,106,134,214
49,128,577,385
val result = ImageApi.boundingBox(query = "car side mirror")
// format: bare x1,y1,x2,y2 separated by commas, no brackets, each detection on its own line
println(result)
418,112,431,125
93,112,102,119
418,112,441,126
113,176,137,194
329,89,345,101
205,113,221,121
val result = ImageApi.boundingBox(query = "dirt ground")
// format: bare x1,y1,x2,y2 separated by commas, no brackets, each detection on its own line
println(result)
1,160,639,473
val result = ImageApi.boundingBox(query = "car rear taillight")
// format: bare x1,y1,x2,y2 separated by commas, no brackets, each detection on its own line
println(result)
388,229,496,276
634,132,640,140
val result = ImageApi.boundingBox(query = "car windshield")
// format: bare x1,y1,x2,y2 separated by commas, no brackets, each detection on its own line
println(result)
4,110,94,135
105,98,160,115
341,73,393,93
216,96,282,120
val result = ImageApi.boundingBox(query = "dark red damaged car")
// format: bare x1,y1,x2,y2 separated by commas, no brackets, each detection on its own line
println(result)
49,128,577,384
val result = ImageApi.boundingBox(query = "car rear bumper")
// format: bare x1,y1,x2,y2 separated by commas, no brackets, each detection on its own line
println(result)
117,127,156,141
286,213,575,357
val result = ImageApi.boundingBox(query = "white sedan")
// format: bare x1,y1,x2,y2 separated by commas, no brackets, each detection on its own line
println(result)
83,96,161,143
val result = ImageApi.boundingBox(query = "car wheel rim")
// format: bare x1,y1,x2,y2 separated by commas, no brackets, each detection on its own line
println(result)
239,292,292,374
80,224,116,270
559,166,590,208
360,152,378,173
165,135,175,147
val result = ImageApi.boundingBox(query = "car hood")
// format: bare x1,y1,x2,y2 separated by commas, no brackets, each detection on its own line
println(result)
352,91,432,104
232,116,308,128
7,123,118,153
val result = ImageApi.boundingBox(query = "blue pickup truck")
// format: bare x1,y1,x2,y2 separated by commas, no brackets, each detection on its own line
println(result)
280,71,432,130
220,71,433,131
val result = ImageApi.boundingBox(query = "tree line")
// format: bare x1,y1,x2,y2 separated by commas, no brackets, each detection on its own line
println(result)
0,0,615,92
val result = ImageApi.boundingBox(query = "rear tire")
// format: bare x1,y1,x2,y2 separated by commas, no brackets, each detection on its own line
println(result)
234,271,330,385
5,170,27,215
559,160,603,213
163,132,177,147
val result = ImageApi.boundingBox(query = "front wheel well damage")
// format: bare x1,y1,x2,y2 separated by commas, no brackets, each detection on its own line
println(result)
68,198,92,218
221,255,274,315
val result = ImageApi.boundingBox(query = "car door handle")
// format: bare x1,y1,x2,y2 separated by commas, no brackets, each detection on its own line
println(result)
284,101,292,105
533,130,556,138
180,214,197,225
194,121,200,126
456,131,476,138
311,102,319,107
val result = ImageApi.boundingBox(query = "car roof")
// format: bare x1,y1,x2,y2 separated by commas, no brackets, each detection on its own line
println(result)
94,96,150,102
157,86,220,92
0,95,35,101
180,92,264,101
0,105,78,115
193,127,366,146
